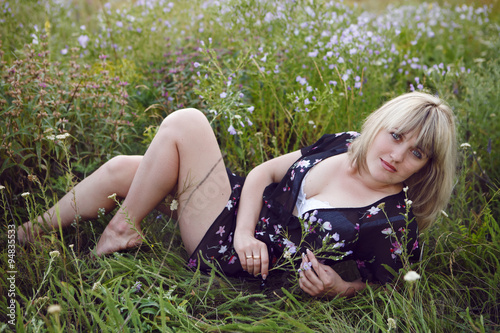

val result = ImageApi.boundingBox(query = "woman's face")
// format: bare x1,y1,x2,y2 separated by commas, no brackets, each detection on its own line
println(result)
364,129,429,187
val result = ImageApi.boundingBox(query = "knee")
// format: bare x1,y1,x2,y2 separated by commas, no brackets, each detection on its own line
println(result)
101,155,138,183
159,108,209,136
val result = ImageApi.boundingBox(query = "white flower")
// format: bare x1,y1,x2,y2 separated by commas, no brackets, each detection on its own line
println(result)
55,133,70,140
460,143,471,149
170,199,178,211
0,185,5,190
69,244,74,250
322,221,332,231
441,210,449,218
47,304,62,315
107,193,117,200
218,245,227,254
21,192,30,198
403,186,409,193
387,318,397,330
405,199,413,206
332,232,340,241
367,206,380,215
283,251,291,259
49,250,60,258
92,282,102,291
404,270,421,282
381,228,394,235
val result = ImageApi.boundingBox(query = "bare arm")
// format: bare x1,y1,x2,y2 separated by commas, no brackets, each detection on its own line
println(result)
233,150,302,279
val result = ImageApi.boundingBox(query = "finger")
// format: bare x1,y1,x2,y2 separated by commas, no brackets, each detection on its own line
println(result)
251,245,266,277
298,269,319,297
240,253,253,272
306,249,321,273
302,252,324,288
260,246,269,280
251,250,260,276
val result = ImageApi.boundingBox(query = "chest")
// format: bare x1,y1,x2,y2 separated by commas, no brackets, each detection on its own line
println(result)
302,154,391,208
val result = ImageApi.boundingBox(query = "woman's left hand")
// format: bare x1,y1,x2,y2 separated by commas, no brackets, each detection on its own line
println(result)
298,249,347,298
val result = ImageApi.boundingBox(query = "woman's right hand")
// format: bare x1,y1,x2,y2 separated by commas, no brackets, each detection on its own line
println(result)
233,232,269,279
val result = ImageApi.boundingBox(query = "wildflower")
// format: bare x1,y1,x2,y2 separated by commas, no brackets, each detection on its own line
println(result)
227,125,236,135
107,193,117,200
60,48,68,55
322,221,332,231
170,199,178,211
220,92,227,98
283,251,291,259
193,62,200,68
47,304,62,315
387,318,397,330
133,281,142,293
377,202,386,210
55,133,70,140
188,258,197,268
404,199,413,207
381,228,394,235
403,186,409,193
404,270,421,282
92,282,101,291
441,210,449,218
77,35,89,48
247,106,255,113
49,250,60,258
69,244,74,250
21,192,30,198
0,185,5,190
304,98,310,105
460,143,471,149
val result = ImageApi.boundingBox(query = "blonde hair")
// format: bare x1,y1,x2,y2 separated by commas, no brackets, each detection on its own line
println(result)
349,92,457,230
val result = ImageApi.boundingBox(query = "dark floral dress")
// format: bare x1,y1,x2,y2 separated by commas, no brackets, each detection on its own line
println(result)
188,132,420,283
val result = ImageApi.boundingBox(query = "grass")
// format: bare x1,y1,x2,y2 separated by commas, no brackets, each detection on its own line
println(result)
0,0,499,332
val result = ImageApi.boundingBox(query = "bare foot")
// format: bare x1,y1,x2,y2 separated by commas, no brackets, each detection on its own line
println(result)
95,220,143,256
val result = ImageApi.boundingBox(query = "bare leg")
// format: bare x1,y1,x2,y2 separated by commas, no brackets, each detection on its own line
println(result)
95,108,231,255
17,155,143,243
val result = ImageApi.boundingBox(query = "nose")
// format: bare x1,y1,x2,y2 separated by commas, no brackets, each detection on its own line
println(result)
390,146,406,162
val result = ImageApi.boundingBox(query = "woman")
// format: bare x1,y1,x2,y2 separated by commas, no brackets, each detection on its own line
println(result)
18,91,456,298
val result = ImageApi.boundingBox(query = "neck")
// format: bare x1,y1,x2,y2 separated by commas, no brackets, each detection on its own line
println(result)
347,161,403,195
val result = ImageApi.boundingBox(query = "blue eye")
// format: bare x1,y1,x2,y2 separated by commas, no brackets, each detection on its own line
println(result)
412,149,423,159
392,133,401,140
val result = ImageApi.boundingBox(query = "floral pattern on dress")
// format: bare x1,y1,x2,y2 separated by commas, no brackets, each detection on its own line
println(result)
188,133,420,284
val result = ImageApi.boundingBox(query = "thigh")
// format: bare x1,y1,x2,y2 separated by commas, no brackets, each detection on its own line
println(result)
168,109,232,255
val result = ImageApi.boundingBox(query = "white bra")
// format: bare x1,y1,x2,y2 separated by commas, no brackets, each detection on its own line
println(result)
295,173,335,217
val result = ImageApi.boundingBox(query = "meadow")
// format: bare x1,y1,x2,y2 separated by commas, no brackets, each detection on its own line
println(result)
0,0,499,331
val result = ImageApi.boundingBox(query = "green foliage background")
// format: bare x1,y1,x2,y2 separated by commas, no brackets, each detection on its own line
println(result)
0,0,498,332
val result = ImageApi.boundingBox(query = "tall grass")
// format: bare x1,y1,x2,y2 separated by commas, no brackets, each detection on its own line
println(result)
1,0,499,332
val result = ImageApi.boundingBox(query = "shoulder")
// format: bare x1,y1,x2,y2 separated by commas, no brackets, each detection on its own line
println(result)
301,132,360,156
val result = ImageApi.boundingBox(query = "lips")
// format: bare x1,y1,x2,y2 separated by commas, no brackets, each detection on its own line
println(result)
380,158,397,172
